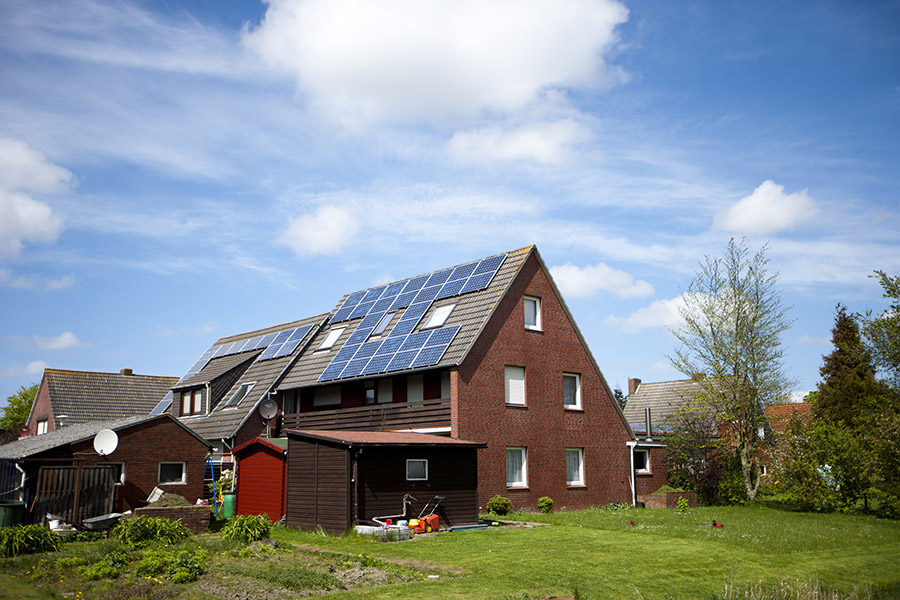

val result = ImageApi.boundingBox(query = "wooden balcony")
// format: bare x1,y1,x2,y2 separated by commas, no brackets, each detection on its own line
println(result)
280,399,451,432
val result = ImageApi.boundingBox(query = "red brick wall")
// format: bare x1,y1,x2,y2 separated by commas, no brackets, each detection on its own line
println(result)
455,253,634,512
131,505,210,534
27,375,54,435
634,446,668,499
70,418,209,512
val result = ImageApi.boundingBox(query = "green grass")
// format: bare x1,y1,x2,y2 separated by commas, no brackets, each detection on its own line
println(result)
2,505,899,599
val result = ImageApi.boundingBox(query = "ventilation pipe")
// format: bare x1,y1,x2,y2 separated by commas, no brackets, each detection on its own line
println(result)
644,407,653,442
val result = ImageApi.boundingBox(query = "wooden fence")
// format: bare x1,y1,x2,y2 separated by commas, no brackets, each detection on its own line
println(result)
32,465,115,524
280,399,451,432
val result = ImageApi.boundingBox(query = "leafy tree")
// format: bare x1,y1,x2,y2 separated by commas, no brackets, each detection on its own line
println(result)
613,387,627,410
669,238,793,502
860,270,900,388
1,383,38,431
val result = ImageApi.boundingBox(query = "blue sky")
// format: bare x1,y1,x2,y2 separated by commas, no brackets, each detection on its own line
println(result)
2,0,899,409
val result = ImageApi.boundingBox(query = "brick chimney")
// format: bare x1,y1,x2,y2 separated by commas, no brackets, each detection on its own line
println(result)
120,368,133,376
628,378,641,397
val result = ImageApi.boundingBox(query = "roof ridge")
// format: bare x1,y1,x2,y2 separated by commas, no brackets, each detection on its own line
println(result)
45,368,178,380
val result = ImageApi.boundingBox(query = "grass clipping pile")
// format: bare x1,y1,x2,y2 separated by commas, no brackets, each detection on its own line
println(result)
195,540,429,599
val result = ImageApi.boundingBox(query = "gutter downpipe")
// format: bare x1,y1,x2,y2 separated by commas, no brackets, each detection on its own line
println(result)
14,463,25,502
626,440,637,506
205,382,211,416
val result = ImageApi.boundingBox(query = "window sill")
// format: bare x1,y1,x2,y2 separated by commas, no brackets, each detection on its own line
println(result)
564,406,583,412
566,484,587,489
524,327,543,333
158,482,186,486
636,471,653,477
505,403,528,409
506,486,530,491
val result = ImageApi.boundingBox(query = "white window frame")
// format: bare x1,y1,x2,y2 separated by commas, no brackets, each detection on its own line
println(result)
103,462,126,486
225,382,255,408
158,462,186,485
317,327,345,351
566,448,585,486
372,311,396,336
563,372,581,410
423,303,455,329
192,389,202,414
505,366,526,406
524,296,541,331
36,419,48,435
406,459,428,481
634,449,650,474
506,447,527,488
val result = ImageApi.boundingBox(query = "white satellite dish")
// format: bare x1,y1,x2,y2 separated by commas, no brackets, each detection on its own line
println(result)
93,429,119,456
258,399,278,420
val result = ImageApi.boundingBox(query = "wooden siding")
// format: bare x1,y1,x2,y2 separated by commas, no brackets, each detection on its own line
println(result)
281,399,450,432
32,465,115,523
285,438,350,533
357,447,479,528
235,445,286,520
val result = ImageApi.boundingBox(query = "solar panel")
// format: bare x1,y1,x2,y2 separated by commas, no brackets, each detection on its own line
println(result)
256,343,281,361
212,342,233,359
425,325,460,346
347,327,374,345
435,278,465,300
390,291,418,310
403,275,429,293
359,312,385,329
374,336,405,355
334,343,361,362
319,361,348,381
354,340,383,360
349,301,375,320
474,254,506,274
372,297,395,313
414,285,441,303
361,353,393,375
387,319,417,337
411,345,451,369
149,391,173,416
289,325,313,341
331,307,355,322
362,286,386,303
386,350,419,372
460,272,495,294
449,262,478,281
341,358,369,378
272,338,302,358
403,301,432,321
426,268,453,287
344,291,366,307
384,281,406,296
399,331,431,352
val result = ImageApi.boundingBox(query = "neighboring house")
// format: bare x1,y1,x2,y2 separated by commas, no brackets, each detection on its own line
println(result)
760,402,812,477
25,368,178,437
171,246,641,516
0,414,211,520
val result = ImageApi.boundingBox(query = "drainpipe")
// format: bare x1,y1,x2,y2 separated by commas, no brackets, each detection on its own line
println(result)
14,463,25,502
626,441,637,506
205,382,211,416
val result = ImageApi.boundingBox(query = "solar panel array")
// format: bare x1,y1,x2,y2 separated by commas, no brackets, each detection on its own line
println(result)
318,253,507,382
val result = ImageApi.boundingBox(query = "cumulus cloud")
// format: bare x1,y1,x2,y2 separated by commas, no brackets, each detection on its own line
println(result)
277,204,360,256
604,295,687,333
0,138,69,259
33,331,83,350
243,0,629,127
714,180,816,236
447,119,592,165
1,360,48,377
551,262,654,299
0,268,74,291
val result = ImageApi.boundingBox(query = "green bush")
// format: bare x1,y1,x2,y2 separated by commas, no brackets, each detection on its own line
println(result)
109,515,191,548
487,495,513,516
221,514,273,544
0,524,60,557
166,548,209,582
537,496,554,514
135,548,172,576
80,561,119,580
56,556,88,569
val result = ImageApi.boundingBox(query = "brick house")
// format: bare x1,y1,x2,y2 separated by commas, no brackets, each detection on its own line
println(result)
171,246,641,519
25,368,178,437
0,414,211,520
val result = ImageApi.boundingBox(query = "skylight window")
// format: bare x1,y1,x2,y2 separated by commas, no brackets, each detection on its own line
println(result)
372,311,396,336
317,327,345,351
225,382,255,407
423,304,455,329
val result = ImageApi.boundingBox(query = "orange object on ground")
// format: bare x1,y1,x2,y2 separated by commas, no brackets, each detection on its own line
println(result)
411,513,439,533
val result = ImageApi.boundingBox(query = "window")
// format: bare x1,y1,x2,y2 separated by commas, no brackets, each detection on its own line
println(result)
563,373,581,409
103,463,125,486
407,374,424,403
317,327,345,351
566,448,585,486
36,419,48,435
225,382,255,408
505,366,526,406
406,459,428,481
282,390,299,415
181,390,202,416
760,464,768,477
506,447,527,487
158,462,186,485
313,385,341,410
372,312,396,336
634,449,650,473
423,304,455,329
524,296,541,331
364,378,393,405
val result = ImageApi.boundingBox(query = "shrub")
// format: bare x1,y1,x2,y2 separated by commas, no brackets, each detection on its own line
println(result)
0,524,60,557
135,548,172,576
487,495,512,516
166,548,209,582
110,516,191,548
221,514,273,544
676,496,690,512
538,496,554,514
80,561,119,580
57,556,88,569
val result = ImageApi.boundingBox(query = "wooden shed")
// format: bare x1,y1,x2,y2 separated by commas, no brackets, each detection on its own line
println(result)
233,437,288,520
285,429,485,533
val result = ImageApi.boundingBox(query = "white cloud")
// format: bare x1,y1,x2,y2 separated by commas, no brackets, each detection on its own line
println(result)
551,262,654,299
0,268,75,291
604,295,686,333
33,331,83,350
447,119,591,165
1,360,48,377
155,320,218,338
0,138,69,259
714,180,816,236
243,0,629,127
795,334,830,347
277,204,360,256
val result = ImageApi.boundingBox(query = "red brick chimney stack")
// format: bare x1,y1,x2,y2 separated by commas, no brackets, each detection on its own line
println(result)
628,378,641,397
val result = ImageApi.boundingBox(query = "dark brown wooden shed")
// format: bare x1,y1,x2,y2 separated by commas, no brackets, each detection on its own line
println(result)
232,437,288,520
284,429,485,533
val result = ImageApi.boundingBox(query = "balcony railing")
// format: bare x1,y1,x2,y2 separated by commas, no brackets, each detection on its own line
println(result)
280,399,451,432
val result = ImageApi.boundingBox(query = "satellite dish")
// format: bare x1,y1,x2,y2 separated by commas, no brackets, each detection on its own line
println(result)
93,429,118,456
258,399,277,420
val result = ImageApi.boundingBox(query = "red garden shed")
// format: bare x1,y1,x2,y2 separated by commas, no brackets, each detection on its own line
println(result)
233,437,287,520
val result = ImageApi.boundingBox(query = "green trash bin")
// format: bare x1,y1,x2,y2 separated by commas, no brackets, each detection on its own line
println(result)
0,501,26,527
222,493,236,519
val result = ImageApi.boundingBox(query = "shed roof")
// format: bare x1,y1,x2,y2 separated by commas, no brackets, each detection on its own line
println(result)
232,436,288,456
38,369,178,427
287,429,486,448
0,414,210,460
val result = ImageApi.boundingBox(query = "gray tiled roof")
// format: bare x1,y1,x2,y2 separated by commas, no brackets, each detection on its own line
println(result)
623,379,702,429
43,369,178,427
177,314,327,441
0,414,209,460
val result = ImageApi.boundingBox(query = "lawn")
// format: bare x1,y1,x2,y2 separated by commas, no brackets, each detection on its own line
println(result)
2,505,899,599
